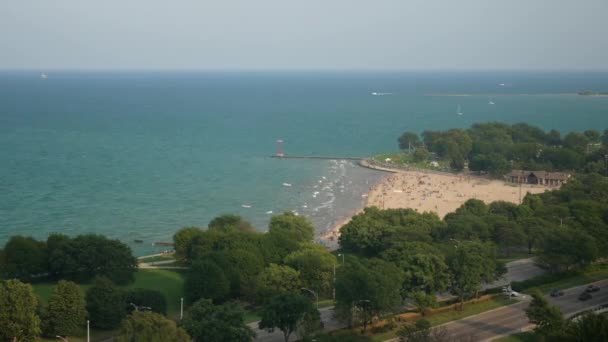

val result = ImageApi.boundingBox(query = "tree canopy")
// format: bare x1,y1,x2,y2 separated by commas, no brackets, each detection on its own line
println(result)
86,276,126,329
0,279,41,341
42,280,87,337
181,298,255,342
259,293,319,342
117,311,190,342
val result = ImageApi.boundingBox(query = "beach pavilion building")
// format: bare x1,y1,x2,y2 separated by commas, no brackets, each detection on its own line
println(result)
504,170,571,187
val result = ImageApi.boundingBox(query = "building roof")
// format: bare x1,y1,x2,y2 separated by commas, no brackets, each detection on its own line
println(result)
504,170,571,180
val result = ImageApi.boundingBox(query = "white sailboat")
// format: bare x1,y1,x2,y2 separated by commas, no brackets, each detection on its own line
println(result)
457,105,463,115
488,99,495,105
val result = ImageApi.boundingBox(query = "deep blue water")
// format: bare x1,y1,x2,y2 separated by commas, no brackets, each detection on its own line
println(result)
1,71,608,255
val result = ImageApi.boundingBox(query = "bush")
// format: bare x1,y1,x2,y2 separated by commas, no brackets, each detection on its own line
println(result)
124,288,167,315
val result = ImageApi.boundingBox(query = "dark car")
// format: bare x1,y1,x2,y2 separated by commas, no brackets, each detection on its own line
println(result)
578,292,592,301
550,288,564,297
585,285,600,293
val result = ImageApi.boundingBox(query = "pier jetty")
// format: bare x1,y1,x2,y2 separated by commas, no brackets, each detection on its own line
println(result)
271,139,363,161
270,155,363,160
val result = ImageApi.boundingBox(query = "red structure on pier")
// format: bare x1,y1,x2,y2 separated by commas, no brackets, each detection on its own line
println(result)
276,139,284,157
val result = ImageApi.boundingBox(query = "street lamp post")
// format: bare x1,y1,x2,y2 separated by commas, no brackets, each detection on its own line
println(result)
333,262,336,301
338,253,345,266
87,320,90,342
301,287,319,309
553,216,574,227
180,297,184,320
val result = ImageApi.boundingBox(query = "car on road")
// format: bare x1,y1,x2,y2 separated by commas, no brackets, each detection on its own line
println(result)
578,292,592,301
585,285,600,293
550,288,564,297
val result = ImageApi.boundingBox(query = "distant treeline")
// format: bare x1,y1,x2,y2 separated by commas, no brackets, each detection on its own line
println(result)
398,122,608,176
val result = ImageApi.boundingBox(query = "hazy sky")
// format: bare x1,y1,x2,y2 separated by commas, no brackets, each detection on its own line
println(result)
2,0,607,70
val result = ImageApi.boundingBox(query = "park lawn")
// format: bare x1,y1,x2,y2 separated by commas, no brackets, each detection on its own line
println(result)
37,328,119,342
524,263,608,294
494,331,537,342
244,310,262,323
372,297,517,341
137,254,176,264
497,251,535,264
32,269,186,317
371,152,450,171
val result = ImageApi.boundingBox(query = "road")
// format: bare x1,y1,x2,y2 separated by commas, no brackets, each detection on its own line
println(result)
385,279,608,342
484,257,546,289
250,258,545,342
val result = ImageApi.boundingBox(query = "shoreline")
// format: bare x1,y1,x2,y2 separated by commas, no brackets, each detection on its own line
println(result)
319,161,552,248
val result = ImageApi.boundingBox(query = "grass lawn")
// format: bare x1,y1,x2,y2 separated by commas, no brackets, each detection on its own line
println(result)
33,269,186,317
520,263,608,294
494,331,537,342
497,251,535,264
371,152,450,171
372,297,517,341
244,310,262,323
137,254,176,264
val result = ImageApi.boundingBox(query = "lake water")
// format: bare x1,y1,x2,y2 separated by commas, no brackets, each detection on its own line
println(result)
1,71,607,255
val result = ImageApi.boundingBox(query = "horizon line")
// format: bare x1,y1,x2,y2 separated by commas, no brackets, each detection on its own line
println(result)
2,67,608,73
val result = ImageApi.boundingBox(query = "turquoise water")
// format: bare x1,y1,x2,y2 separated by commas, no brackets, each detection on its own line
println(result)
1,71,608,255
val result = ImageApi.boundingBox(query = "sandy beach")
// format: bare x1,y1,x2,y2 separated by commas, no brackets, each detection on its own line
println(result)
321,169,551,245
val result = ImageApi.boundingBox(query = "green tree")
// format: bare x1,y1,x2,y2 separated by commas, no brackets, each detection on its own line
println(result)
335,258,404,331
116,311,190,342
124,288,167,315
412,147,431,162
602,129,608,146
285,244,337,298
538,228,598,272
0,279,41,341
259,293,319,342
563,132,590,153
173,227,205,262
255,264,301,304
525,290,565,338
208,214,255,233
49,234,137,284
0,235,47,281
182,299,255,342
411,292,438,316
184,259,229,304
380,242,449,300
266,212,314,260
565,312,608,341
85,276,126,329
398,131,421,151
43,280,87,337
339,207,442,257
447,241,500,310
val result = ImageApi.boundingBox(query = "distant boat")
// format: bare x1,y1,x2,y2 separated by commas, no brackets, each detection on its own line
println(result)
40,73,48,79
282,182,292,187
371,92,393,96
241,204,252,208
488,99,495,105
265,210,273,214
457,105,463,115
133,239,144,243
